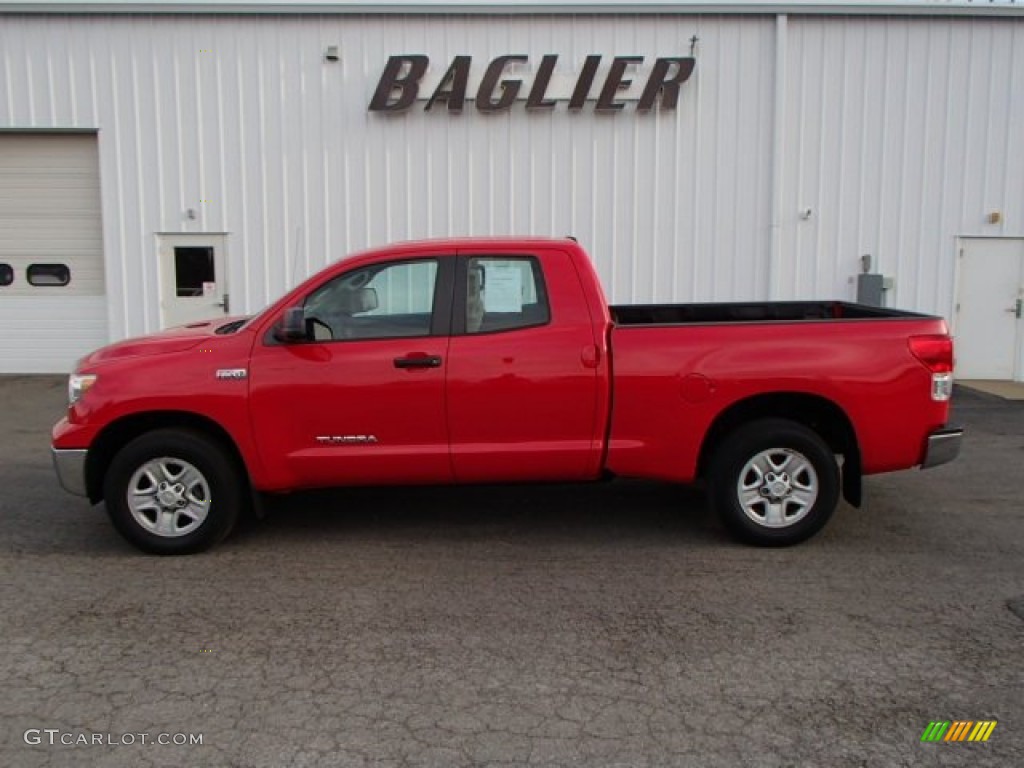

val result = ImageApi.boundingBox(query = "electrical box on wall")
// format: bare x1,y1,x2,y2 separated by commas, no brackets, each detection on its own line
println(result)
857,273,885,307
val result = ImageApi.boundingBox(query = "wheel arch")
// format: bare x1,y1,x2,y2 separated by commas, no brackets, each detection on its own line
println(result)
85,411,251,504
697,392,863,507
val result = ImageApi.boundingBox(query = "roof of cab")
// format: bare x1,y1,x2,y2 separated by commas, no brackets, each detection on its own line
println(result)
353,236,585,258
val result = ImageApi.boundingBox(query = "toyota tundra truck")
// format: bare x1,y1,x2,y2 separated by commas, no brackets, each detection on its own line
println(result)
52,238,962,554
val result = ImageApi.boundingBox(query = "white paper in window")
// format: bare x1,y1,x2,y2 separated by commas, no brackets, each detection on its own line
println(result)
483,265,523,312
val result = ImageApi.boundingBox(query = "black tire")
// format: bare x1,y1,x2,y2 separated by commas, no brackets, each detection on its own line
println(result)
709,418,840,546
104,428,243,555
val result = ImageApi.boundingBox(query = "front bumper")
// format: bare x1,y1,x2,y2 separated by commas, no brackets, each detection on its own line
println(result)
921,426,963,469
52,448,88,496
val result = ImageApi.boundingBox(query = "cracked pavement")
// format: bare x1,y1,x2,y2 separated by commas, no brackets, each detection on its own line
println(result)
1,375,1022,767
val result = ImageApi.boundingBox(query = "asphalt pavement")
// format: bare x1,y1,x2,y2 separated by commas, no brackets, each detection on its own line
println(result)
1,375,1021,767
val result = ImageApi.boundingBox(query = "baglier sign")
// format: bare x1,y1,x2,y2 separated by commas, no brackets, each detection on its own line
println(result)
368,54,697,113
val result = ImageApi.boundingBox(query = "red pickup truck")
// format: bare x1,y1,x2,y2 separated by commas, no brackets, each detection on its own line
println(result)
52,238,962,554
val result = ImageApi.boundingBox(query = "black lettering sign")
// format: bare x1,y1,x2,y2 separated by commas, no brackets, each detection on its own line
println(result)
477,55,528,112
596,56,643,112
526,54,559,110
568,55,602,110
368,55,429,112
426,55,471,112
367,54,697,113
637,57,696,111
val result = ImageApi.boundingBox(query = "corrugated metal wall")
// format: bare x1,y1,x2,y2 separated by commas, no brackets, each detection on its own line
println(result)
1,12,1022,346
778,15,1024,313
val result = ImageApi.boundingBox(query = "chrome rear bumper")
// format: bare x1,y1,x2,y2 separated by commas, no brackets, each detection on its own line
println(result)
922,426,963,469
52,448,88,497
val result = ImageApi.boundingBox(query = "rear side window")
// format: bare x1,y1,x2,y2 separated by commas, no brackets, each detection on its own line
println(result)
0,263,12,287
27,263,71,287
465,256,550,334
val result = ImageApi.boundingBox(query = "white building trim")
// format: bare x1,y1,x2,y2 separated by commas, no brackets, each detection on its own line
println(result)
2,1,1024,17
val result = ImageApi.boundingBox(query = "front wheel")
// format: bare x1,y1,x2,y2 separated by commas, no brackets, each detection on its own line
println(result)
104,429,243,555
709,418,840,546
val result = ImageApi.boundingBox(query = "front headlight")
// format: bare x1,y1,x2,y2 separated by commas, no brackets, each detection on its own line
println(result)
68,373,98,405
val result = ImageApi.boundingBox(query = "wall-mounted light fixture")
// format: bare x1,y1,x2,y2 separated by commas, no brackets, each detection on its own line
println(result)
325,46,340,62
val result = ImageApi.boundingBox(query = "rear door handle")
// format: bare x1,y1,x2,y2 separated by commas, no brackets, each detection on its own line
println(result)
393,355,443,369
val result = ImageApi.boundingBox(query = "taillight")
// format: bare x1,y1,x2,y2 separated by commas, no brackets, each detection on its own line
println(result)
909,335,953,372
909,335,954,401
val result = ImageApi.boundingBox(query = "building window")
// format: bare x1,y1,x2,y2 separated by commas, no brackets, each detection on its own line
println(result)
27,263,71,287
0,264,12,287
174,247,215,297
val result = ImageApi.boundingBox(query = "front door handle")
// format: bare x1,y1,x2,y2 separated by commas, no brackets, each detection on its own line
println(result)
393,355,443,369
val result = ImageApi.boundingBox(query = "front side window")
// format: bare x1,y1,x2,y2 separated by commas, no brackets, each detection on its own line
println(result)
465,256,550,334
304,259,439,341
0,263,12,287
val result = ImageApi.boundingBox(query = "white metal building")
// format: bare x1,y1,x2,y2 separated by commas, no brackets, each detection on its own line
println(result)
1,0,1023,378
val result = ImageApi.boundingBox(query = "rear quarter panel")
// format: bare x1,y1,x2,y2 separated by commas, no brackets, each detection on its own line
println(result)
606,317,952,482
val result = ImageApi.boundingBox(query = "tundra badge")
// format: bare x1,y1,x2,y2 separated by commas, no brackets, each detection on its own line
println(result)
316,435,379,445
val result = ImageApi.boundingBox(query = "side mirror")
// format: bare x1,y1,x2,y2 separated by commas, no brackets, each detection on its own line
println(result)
275,307,308,343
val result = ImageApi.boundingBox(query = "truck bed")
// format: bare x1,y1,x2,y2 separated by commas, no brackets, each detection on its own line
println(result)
611,301,927,326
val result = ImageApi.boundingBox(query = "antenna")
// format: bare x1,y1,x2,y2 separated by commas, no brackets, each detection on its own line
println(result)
291,226,303,288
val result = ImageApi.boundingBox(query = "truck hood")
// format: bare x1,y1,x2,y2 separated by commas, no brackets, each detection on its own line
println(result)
79,316,249,367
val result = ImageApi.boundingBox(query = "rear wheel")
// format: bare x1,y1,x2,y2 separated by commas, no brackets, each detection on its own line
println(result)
709,418,840,546
104,429,243,555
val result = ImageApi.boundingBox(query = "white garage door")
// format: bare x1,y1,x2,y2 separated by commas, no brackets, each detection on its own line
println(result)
0,133,108,373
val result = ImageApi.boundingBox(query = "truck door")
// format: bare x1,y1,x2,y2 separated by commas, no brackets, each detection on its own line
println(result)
248,256,455,488
445,248,603,483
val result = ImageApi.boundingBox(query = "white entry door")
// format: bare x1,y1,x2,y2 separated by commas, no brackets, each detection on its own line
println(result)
954,238,1024,380
158,234,229,328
